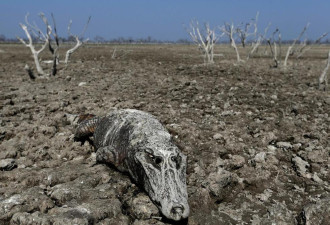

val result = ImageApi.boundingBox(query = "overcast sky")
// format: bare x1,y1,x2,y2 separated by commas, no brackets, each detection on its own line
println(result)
1,0,330,41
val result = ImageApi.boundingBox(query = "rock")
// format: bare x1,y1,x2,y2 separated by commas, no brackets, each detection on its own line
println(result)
276,142,292,149
293,143,302,150
0,158,16,171
292,155,310,177
11,212,51,225
254,152,266,163
204,167,238,198
132,220,164,225
227,155,245,169
50,184,82,205
78,82,87,86
0,139,18,159
76,199,122,221
256,189,273,202
47,199,123,224
126,193,159,220
270,95,277,100
213,133,223,140
267,145,277,151
307,149,327,163
97,215,130,225
48,207,91,225
297,197,330,225
260,201,296,224
311,173,324,184
0,187,54,221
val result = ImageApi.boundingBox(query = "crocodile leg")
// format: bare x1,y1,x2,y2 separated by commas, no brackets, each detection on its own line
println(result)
74,115,100,140
96,146,127,172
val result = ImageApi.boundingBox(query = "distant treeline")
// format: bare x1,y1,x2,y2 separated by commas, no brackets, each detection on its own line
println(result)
1,34,330,45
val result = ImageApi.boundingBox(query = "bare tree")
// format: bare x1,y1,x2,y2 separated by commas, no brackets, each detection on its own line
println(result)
39,13,59,75
221,23,242,62
187,21,219,64
236,12,259,48
247,22,271,60
64,16,91,64
17,13,91,78
296,32,328,58
17,13,51,77
267,28,281,67
319,50,330,90
283,23,310,67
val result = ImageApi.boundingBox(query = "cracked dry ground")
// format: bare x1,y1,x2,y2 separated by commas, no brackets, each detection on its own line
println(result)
0,44,329,225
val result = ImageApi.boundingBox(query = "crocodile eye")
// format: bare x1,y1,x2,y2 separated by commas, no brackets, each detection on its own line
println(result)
146,153,162,166
155,157,162,165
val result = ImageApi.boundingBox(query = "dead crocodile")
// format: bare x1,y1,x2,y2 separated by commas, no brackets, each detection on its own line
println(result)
73,109,189,221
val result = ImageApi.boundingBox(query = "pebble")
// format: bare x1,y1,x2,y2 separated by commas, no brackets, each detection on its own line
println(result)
292,155,309,177
78,82,87,86
276,142,292,149
213,133,223,140
270,95,277,100
267,145,277,151
0,158,16,171
254,152,266,163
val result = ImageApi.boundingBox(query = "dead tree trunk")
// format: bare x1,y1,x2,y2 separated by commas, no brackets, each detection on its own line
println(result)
236,12,259,49
64,16,91,64
267,28,281,68
221,23,242,63
17,13,51,77
40,13,59,76
187,21,219,64
319,50,330,90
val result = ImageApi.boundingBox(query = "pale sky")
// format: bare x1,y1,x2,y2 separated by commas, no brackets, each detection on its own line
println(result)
1,0,330,41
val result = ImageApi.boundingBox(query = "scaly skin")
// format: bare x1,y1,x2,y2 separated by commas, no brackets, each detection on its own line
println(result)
74,109,189,221
74,114,100,139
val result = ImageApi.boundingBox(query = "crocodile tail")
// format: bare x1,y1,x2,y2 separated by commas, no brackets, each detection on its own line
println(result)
74,114,100,140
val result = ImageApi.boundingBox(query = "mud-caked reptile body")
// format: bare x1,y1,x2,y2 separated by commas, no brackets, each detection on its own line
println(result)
74,109,189,221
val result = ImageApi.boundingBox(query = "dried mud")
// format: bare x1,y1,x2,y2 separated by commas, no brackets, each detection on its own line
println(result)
0,44,329,224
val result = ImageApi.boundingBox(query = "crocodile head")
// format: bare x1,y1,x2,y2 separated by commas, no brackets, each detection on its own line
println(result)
133,142,189,221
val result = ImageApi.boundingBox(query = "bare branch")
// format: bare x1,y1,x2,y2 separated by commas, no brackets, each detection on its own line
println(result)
253,12,259,38
49,13,60,75
221,23,242,62
51,13,59,46
236,12,259,48
284,23,310,67
297,32,328,58
267,28,281,67
319,50,330,90
67,20,73,37
18,23,47,76
315,32,328,44
65,16,91,63
79,16,91,38
247,22,271,60
25,13,47,41
65,36,82,63
187,20,219,64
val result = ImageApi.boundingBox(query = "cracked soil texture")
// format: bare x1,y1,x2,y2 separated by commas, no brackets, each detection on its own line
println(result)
0,44,329,224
